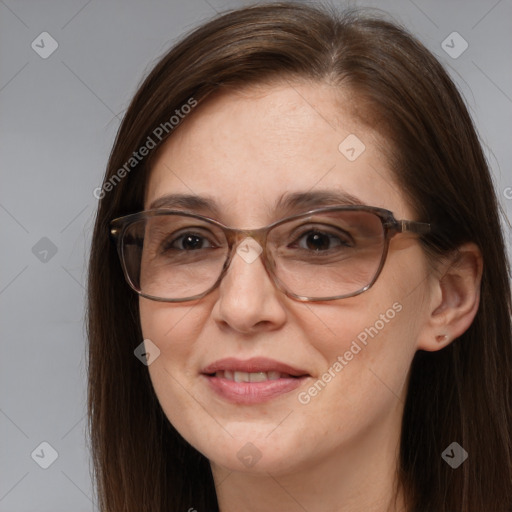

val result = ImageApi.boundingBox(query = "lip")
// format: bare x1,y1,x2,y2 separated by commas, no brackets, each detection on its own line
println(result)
202,357,309,376
201,357,311,404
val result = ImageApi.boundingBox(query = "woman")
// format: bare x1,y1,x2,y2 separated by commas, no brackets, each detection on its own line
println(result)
87,2,512,511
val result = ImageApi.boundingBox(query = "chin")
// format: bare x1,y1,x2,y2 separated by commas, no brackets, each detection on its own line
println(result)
208,447,305,476
187,426,310,475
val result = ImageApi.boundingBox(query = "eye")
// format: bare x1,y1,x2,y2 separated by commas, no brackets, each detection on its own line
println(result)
162,231,217,252
291,228,353,251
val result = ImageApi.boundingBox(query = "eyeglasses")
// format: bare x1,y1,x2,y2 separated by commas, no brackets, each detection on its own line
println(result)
109,206,431,302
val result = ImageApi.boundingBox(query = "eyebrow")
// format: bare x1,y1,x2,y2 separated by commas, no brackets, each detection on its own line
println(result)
148,190,364,218
149,193,222,216
275,190,364,215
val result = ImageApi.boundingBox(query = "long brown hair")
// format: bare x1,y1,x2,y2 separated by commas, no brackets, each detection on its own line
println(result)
87,3,512,510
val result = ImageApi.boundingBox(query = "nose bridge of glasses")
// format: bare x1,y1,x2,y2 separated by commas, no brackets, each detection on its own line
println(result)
224,225,268,251
221,226,276,278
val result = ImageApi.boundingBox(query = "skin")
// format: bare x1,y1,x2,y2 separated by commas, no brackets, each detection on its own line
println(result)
140,80,482,512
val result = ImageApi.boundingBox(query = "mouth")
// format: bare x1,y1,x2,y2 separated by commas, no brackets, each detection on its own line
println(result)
209,370,301,382
201,357,311,404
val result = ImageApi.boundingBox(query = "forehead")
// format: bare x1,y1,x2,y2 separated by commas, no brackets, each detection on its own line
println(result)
145,81,410,225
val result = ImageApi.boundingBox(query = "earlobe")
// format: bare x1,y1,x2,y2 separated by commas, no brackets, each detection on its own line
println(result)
435,333,449,344
417,243,483,352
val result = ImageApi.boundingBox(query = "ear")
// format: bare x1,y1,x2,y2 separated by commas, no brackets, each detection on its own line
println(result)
417,242,483,352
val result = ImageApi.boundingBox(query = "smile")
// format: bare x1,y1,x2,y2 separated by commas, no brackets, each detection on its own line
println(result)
214,370,294,382
201,357,311,404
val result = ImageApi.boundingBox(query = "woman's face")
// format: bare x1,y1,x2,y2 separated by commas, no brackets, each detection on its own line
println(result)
140,81,433,476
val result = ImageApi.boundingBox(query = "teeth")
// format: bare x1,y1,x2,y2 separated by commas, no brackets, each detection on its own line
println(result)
234,371,250,383
215,370,290,382
249,372,268,383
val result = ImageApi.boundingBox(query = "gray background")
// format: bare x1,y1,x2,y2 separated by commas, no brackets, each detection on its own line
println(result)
1,0,510,510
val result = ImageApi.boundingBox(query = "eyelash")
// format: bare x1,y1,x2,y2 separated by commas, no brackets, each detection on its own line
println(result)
159,230,217,252
288,229,353,251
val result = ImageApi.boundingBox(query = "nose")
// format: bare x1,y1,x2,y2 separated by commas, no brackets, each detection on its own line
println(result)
211,237,287,334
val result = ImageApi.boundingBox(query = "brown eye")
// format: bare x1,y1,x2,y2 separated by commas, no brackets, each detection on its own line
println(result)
297,230,350,251
162,232,215,252
288,226,353,252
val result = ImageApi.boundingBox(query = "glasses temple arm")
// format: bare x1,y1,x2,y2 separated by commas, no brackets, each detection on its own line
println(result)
397,220,431,234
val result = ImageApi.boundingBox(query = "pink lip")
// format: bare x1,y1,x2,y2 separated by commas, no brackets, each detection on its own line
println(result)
201,357,310,404
201,357,309,376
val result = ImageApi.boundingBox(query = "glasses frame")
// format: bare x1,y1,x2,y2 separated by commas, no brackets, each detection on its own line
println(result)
109,205,431,303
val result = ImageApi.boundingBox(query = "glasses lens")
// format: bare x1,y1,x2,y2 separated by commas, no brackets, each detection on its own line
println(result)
268,210,386,299
121,213,228,300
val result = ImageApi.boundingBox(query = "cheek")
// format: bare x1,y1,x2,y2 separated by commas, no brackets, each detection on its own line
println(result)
295,256,429,403
139,300,205,398
139,299,203,351
296,301,410,393
290,300,420,449
139,300,209,437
